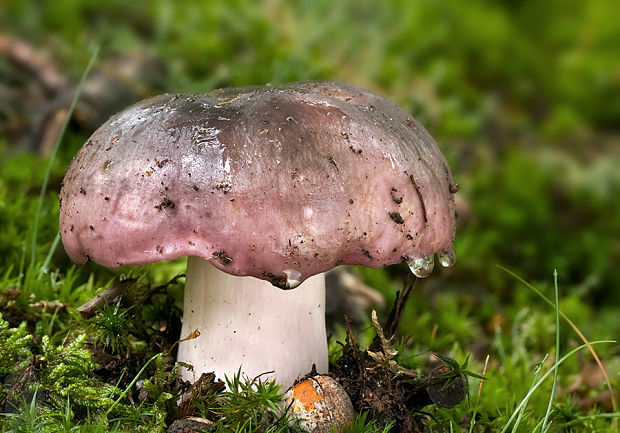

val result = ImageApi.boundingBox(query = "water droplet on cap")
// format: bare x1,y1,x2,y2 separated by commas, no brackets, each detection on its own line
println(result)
283,269,302,289
408,255,434,278
438,248,456,268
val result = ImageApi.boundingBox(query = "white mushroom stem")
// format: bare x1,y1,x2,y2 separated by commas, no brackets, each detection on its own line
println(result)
177,256,328,390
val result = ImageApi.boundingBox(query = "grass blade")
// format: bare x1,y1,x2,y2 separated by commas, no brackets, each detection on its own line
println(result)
30,46,99,265
541,270,560,432
499,340,615,433
104,353,159,418
38,232,61,278
511,354,548,433
551,413,620,432
498,265,619,433
468,354,489,433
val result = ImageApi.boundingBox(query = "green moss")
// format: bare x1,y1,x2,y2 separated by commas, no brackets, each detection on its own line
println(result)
140,354,177,432
39,335,122,415
0,319,32,379
0,318,33,404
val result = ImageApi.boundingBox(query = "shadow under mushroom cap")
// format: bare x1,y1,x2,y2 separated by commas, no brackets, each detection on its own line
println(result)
59,81,456,288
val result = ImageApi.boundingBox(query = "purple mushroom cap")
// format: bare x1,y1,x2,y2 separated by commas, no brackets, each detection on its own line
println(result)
59,81,456,288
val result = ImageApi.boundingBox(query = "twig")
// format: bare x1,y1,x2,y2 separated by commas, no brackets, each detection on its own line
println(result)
370,274,416,351
76,278,136,319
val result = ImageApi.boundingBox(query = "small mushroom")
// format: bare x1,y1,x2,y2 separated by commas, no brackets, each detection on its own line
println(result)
283,375,355,432
59,81,456,389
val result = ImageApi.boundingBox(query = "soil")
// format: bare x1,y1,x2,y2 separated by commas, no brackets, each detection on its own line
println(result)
330,277,467,432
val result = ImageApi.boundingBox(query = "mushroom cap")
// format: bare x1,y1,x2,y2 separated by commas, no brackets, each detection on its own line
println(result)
59,81,456,288
283,375,355,432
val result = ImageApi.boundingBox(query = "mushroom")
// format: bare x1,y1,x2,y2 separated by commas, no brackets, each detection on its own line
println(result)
59,81,456,389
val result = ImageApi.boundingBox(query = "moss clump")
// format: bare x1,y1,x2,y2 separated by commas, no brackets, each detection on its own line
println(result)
0,318,33,405
37,334,134,430
0,319,32,379
140,354,177,431
39,335,120,412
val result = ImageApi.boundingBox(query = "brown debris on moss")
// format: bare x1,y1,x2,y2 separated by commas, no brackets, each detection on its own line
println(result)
330,278,468,432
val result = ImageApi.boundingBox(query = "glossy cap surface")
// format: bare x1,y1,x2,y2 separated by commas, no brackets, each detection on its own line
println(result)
59,81,456,288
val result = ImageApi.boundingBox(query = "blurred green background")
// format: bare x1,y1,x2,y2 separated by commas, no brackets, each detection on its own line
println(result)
3,0,618,297
1,0,619,407
1,0,619,429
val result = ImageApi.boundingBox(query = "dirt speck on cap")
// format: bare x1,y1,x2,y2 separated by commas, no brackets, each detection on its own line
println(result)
390,187,403,204
388,212,404,224
212,250,233,265
155,198,175,211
